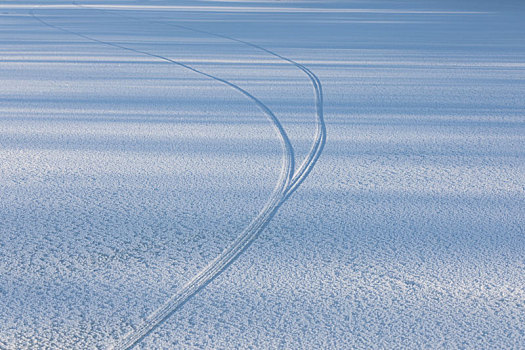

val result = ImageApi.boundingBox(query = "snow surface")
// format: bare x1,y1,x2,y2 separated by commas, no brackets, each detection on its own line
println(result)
1,0,524,349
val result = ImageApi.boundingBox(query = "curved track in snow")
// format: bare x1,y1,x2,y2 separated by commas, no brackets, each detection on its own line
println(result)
31,4,325,349
73,1,326,201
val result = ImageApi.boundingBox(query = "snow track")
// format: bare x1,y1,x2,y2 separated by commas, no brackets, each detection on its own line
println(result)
31,4,325,349
72,0,326,200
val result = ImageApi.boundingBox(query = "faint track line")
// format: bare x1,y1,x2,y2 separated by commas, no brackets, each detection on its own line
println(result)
31,3,326,349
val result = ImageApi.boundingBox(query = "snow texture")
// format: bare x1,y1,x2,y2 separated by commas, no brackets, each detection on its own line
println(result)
1,0,524,349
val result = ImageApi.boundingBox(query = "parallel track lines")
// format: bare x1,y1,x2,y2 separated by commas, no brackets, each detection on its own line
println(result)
31,4,326,349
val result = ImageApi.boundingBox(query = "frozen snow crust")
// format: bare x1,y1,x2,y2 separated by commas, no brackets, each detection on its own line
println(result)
1,0,524,349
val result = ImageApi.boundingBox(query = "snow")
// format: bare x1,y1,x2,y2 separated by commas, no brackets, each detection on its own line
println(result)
1,0,524,349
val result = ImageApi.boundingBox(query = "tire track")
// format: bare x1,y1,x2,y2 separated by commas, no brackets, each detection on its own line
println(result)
31,4,326,349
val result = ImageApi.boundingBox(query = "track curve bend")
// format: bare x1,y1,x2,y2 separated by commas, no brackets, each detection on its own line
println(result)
31,4,326,349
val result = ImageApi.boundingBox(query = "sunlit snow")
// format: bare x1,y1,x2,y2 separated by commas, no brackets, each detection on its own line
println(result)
1,0,524,348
